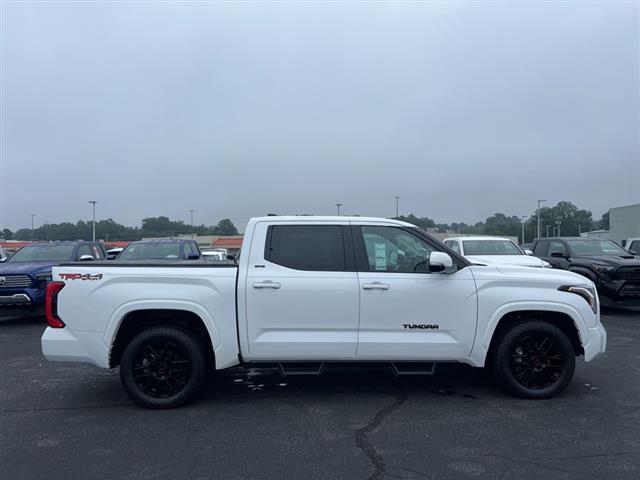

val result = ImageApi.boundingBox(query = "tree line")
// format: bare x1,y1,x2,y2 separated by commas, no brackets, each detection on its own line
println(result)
1,201,609,242
1,216,239,241
395,201,608,242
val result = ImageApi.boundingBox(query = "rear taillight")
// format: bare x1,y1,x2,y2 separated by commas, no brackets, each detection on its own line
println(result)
45,281,65,328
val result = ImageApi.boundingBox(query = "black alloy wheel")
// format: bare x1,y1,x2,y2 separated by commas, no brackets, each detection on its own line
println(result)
132,340,192,398
492,320,575,399
120,327,207,408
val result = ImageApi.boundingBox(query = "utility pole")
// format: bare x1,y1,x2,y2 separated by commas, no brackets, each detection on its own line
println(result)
189,209,195,238
546,225,551,238
521,216,527,245
394,195,399,218
335,203,343,216
88,201,97,241
555,219,562,237
30,214,35,241
537,199,547,239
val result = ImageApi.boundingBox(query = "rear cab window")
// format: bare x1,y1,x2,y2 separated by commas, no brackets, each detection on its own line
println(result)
265,225,347,271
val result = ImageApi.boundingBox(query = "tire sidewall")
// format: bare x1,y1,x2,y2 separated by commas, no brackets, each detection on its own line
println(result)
494,321,576,399
120,327,206,409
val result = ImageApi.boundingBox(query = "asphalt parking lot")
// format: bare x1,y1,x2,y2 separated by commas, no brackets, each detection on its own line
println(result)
1,312,639,480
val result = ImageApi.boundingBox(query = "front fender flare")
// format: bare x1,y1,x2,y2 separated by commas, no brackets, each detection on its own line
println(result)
470,301,588,367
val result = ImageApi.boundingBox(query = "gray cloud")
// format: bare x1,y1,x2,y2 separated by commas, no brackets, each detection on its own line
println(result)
2,2,638,231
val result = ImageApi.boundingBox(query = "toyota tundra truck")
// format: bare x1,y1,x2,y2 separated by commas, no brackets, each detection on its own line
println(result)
41,216,607,408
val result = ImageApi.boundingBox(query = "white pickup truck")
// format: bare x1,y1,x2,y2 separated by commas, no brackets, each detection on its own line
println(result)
42,216,607,408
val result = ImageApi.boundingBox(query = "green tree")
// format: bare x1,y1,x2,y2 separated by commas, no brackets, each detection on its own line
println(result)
393,214,436,231
1,228,12,240
213,218,239,236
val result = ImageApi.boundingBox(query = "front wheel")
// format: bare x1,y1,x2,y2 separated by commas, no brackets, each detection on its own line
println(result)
492,321,575,399
120,327,207,408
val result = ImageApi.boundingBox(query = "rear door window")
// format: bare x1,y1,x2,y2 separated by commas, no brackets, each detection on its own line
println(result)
265,225,346,271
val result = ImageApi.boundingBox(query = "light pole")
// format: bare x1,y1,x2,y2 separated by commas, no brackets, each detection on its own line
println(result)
30,214,35,241
88,201,97,241
394,195,399,218
555,219,562,237
189,209,195,238
537,199,547,239
521,216,527,245
546,225,551,238
335,203,343,216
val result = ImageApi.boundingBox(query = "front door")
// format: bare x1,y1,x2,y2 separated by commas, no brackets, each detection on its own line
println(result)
244,222,360,360
354,225,478,359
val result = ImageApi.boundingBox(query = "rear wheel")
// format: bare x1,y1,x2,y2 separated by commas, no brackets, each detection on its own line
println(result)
492,321,575,399
120,327,207,408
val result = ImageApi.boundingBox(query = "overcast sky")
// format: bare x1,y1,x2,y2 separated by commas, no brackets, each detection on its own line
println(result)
1,1,638,231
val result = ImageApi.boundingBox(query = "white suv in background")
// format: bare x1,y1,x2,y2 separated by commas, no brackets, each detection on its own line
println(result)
443,236,552,268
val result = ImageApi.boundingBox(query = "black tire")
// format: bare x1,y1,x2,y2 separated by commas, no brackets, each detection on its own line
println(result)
120,327,207,408
492,320,575,399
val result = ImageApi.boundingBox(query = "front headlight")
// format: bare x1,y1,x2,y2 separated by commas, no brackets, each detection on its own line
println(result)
35,272,52,284
542,261,552,268
558,284,598,314
591,264,615,274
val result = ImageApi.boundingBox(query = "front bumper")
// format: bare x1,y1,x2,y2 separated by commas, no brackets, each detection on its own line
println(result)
0,287,45,310
583,322,607,362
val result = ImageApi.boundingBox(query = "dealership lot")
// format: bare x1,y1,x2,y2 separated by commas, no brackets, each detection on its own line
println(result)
1,312,638,480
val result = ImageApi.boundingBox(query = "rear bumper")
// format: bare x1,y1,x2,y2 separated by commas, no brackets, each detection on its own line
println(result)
41,327,109,368
583,322,607,362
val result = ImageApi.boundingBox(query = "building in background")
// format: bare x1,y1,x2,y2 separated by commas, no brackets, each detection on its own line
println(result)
609,203,640,244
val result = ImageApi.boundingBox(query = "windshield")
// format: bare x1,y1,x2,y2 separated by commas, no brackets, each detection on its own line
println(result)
462,240,523,256
119,242,182,260
567,240,629,256
9,244,75,262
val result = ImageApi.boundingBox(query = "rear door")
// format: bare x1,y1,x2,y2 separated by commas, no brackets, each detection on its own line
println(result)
244,221,360,360
354,225,477,359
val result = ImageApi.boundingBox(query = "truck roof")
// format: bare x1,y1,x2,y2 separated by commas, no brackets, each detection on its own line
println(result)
249,216,415,227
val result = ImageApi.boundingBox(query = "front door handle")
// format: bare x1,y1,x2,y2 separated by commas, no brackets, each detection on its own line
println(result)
362,282,390,290
253,281,281,289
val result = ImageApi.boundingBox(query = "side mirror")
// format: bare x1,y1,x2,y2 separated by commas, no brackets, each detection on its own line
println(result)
79,255,94,262
524,249,533,256
0,257,6,263
550,251,565,258
186,253,200,260
429,251,454,273
226,254,236,261
629,250,637,256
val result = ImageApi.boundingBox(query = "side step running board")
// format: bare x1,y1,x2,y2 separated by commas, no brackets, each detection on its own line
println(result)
279,362,326,376
390,362,437,377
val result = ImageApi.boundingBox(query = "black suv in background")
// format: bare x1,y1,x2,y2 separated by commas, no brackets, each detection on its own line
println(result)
532,237,640,307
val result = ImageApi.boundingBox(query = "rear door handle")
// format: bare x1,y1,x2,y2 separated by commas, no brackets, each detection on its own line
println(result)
253,281,281,289
362,282,390,290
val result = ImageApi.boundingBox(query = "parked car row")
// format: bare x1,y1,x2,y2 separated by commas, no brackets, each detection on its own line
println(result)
442,235,639,308
0,239,238,314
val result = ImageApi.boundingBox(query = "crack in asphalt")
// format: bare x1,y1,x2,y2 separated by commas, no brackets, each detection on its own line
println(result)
355,392,409,480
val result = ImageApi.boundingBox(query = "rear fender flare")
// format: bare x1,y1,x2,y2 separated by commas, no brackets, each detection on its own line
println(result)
104,300,222,353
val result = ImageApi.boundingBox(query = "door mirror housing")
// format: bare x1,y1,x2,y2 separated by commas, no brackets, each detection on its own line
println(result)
524,249,533,256
429,251,454,273
550,251,566,258
186,253,200,260
79,255,94,262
